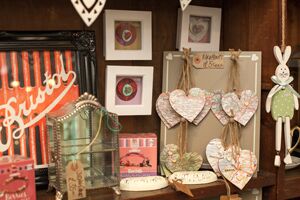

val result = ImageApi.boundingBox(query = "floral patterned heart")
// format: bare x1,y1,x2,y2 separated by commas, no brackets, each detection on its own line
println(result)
160,144,203,173
169,88,206,122
211,90,229,125
218,149,257,190
193,90,213,125
156,93,181,129
222,90,258,126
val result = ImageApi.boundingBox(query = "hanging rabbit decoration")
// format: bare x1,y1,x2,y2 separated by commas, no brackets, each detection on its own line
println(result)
266,46,300,167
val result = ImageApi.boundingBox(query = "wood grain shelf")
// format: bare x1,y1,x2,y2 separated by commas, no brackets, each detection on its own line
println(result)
284,167,300,199
37,171,275,200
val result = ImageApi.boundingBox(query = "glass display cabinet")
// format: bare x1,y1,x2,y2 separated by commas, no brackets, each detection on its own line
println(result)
46,93,120,199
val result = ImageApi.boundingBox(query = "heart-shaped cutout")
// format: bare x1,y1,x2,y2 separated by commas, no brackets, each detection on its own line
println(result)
189,17,209,42
211,90,229,125
251,54,259,61
166,52,173,60
218,149,257,190
193,90,213,125
156,93,181,129
222,90,258,126
206,138,237,174
169,88,206,122
180,0,192,11
71,0,106,27
160,144,203,173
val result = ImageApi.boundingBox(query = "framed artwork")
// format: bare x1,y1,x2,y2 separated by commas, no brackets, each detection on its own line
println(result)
105,65,153,115
104,10,152,60
176,5,222,51
0,31,97,186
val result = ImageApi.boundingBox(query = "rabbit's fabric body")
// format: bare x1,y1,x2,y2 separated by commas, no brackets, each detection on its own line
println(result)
271,89,295,120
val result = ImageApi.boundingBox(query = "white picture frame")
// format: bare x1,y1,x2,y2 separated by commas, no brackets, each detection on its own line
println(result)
176,5,222,51
105,65,154,115
104,10,152,60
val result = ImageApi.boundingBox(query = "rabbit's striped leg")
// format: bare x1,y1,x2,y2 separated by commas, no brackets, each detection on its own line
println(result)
275,117,282,167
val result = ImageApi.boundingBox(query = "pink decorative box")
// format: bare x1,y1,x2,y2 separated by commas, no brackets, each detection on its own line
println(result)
119,133,157,178
0,156,36,200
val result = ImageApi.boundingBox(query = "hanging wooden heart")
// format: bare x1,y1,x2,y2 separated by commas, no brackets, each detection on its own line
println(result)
218,149,257,190
192,90,213,125
211,90,229,125
206,138,236,175
222,90,258,126
71,0,106,27
156,93,181,129
160,144,202,173
169,88,205,123
180,0,192,11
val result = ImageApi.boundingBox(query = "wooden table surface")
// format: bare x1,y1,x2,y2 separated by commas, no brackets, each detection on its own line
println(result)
37,171,275,200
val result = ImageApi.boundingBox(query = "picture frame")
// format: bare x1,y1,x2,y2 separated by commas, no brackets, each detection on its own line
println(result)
176,5,222,51
104,9,152,60
0,31,97,186
105,65,153,115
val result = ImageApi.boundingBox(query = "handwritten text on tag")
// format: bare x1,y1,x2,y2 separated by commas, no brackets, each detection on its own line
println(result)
66,160,86,200
192,53,224,69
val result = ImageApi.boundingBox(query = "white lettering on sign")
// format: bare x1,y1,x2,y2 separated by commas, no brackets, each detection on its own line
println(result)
0,62,76,152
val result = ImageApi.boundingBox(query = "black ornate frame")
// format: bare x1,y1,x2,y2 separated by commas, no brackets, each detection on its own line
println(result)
0,31,97,188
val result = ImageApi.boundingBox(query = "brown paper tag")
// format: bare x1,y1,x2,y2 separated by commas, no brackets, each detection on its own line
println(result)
193,53,224,69
66,160,87,200
169,180,194,197
220,194,242,200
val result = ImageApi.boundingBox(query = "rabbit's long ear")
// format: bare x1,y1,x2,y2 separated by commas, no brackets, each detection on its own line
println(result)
283,46,291,64
274,46,283,64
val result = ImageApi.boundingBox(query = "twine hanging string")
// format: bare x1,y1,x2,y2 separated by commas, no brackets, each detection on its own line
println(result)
177,48,193,157
221,49,242,158
281,0,287,52
227,49,242,94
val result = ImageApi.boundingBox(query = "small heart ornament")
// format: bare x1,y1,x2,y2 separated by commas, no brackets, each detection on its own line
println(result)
206,138,226,174
180,0,192,11
169,88,206,122
71,0,106,27
218,149,257,190
160,144,203,173
193,90,213,125
156,93,181,129
211,90,229,125
222,90,258,126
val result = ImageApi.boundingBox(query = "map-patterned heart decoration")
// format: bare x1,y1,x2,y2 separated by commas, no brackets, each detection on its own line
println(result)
169,88,206,123
71,0,106,27
192,90,213,125
160,144,203,174
156,93,181,129
180,0,192,11
218,149,257,190
222,90,258,126
206,138,227,174
211,90,229,125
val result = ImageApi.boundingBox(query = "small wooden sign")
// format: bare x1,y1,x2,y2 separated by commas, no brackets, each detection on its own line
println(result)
192,53,224,69
66,160,87,200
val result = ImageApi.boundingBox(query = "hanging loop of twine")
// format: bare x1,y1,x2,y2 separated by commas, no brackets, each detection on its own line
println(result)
227,49,242,93
176,48,193,157
221,110,241,159
281,0,287,52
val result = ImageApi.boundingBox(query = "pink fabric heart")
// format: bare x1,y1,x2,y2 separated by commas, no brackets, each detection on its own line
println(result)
193,90,213,125
156,93,181,129
169,88,205,122
218,149,257,190
222,90,258,126
211,90,229,125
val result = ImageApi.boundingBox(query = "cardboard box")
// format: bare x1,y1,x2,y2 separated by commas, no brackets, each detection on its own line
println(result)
0,155,36,200
119,133,157,178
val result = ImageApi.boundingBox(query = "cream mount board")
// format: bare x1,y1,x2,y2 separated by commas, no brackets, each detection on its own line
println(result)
160,51,262,169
